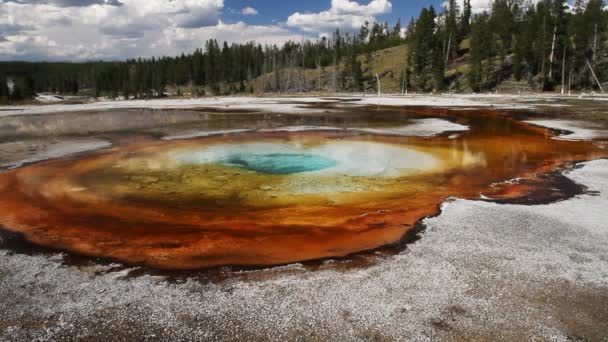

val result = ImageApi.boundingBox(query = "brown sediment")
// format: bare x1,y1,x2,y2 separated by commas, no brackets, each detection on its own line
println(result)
0,107,606,270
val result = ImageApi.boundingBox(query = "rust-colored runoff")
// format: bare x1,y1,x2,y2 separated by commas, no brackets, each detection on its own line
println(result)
0,108,605,269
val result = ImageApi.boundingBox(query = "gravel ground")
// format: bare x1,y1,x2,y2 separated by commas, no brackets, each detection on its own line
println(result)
525,120,608,141
1,159,607,341
0,138,111,169
6,93,608,117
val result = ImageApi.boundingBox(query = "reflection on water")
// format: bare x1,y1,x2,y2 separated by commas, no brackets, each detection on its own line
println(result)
0,105,606,270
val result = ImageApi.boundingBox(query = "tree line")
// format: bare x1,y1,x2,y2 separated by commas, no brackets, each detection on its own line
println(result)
0,20,404,103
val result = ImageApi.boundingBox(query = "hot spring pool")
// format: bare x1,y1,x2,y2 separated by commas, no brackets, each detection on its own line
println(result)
218,153,338,174
0,108,605,270
168,140,447,178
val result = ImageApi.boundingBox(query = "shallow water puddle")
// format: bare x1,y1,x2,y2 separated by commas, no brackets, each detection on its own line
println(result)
0,107,606,269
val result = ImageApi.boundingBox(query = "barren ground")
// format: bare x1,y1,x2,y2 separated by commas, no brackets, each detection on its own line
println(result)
1,94,607,341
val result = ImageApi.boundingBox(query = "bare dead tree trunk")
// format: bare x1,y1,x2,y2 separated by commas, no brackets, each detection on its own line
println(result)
568,65,572,95
273,53,278,93
445,33,452,65
286,53,292,92
402,69,406,95
586,59,605,93
291,52,295,91
317,55,321,92
540,16,547,90
333,58,337,93
300,42,305,93
561,46,566,95
442,35,447,65
593,24,598,65
541,57,546,90
549,26,557,80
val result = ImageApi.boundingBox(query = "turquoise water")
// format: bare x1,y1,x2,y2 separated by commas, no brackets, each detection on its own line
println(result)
220,153,338,174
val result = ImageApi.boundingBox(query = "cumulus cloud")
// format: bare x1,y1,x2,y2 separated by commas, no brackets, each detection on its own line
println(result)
331,0,391,15
0,22,33,35
0,0,305,61
3,0,122,7
286,0,392,35
241,6,258,15
167,21,306,50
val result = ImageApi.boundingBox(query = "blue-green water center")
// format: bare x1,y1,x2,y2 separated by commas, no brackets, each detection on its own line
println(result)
220,153,338,174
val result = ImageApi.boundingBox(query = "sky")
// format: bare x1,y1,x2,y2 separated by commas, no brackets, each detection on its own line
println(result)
0,0,498,62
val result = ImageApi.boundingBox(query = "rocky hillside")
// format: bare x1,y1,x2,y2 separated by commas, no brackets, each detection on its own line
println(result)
248,45,409,94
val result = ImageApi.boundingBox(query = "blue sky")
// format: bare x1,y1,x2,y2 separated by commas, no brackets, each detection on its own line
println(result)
0,0,451,61
221,0,442,28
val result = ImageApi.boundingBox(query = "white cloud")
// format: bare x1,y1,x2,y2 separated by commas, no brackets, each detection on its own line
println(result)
466,0,493,13
165,21,306,51
0,0,305,61
3,0,122,7
241,6,258,16
286,0,392,35
331,0,391,15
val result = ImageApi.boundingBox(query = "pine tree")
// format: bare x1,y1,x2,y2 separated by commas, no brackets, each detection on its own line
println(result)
0,76,9,104
460,0,472,38
410,8,434,90
445,0,459,62
393,18,402,38
359,21,370,43
23,76,35,99
550,0,569,86
569,0,591,88
410,6,445,91
11,82,23,102
469,14,491,92
491,0,514,64
406,17,416,39
350,47,364,91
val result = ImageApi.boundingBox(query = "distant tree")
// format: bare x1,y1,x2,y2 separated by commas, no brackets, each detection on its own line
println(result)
349,46,364,91
445,0,459,62
406,17,416,39
460,0,472,38
11,82,23,102
0,76,9,104
409,6,445,91
393,17,402,38
23,75,35,99
469,14,492,91
71,79,79,94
